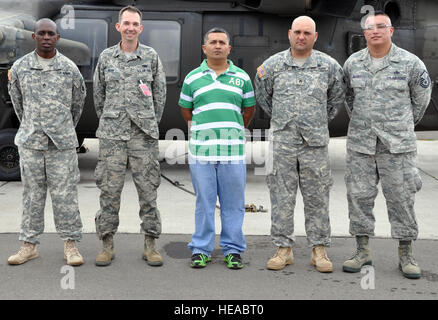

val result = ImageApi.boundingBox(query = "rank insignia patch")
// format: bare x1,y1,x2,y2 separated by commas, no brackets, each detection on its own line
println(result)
419,70,430,88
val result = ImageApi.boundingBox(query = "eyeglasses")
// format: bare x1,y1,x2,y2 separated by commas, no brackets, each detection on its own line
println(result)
363,24,393,31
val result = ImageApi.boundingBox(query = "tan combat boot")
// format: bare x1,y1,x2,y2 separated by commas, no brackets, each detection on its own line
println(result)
64,240,84,266
8,242,38,265
399,241,421,279
143,236,163,266
343,236,372,273
311,246,333,273
267,247,293,270
95,235,115,266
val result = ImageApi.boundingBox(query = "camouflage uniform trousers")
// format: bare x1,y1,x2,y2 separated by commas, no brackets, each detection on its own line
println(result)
18,142,83,244
345,139,421,240
94,123,162,240
267,141,333,248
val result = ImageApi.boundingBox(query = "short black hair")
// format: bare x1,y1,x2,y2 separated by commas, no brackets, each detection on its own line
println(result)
364,10,392,22
203,27,230,44
372,10,391,19
363,10,392,28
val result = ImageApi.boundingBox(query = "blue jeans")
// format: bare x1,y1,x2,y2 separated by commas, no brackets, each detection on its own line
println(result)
188,160,247,256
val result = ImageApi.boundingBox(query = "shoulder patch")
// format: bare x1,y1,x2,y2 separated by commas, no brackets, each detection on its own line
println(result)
257,65,266,79
419,70,431,88
7,69,12,82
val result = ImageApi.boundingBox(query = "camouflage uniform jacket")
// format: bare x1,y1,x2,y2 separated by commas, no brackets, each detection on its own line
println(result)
344,43,432,154
93,42,167,141
254,48,346,146
8,50,86,150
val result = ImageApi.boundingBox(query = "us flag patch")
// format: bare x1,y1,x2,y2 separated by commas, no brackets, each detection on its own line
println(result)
257,65,266,78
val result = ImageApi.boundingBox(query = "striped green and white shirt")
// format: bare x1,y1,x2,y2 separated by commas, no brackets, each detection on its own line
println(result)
179,59,255,161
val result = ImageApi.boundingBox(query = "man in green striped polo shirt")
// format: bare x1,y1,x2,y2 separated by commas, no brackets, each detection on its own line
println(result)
179,27,255,269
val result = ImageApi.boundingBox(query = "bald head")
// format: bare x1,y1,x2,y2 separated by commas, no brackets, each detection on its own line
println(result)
291,16,316,34
34,18,58,34
288,15,317,58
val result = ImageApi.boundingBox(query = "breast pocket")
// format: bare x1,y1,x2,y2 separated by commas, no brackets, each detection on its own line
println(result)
104,69,121,94
350,77,368,101
138,74,153,91
310,69,329,103
100,111,122,130
19,72,39,100
137,64,153,83
381,79,408,94
137,71,154,102
52,72,73,103
273,70,295,97
351,77,367,89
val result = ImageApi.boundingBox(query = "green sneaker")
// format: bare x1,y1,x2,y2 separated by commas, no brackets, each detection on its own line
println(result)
224,253,244,269
190,253,211,268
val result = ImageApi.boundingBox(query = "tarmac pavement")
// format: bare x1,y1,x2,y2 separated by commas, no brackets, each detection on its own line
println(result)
0,233,437,301
0,136,437,301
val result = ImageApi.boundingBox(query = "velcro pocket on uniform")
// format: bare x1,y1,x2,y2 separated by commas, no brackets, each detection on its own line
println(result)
139,73,153,81
383,78,408,91
137,111,155,119
310,68,329,101
383,121,413,131
104,70,120,92
102,111,120,118
105,69,120,80
138,72,153,83
349,118,367,129
351,77,367,88
403,158,422,194
265,168,277,187
94,157,106,188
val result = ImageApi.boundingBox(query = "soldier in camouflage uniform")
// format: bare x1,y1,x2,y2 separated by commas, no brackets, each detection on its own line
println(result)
93,6,166,267
342,12,432,279
254,16,346,273
7,19,86,266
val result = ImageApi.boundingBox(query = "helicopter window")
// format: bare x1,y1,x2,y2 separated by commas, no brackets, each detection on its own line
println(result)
55,18,108,80
384,1,401,27
139,20,181,83
347,32,367,56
